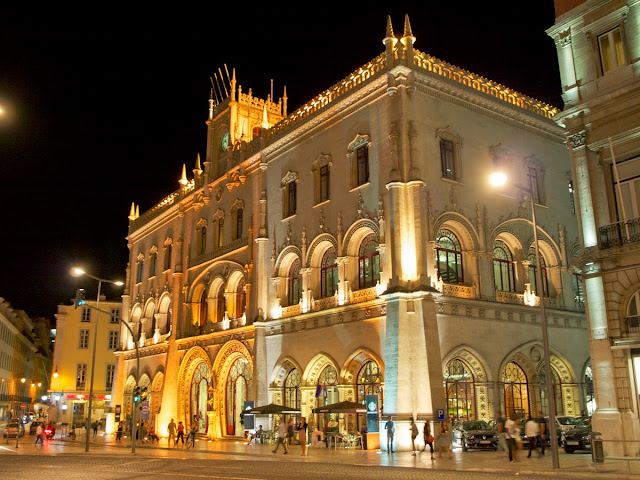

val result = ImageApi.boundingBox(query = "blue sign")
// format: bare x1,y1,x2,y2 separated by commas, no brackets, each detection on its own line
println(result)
140,401,150,420
436,409,445,422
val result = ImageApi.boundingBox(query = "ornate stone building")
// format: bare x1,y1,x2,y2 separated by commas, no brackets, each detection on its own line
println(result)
548,0,640,452
113,16,589,450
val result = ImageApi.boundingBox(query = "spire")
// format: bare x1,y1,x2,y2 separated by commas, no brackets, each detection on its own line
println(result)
384,15,394,41
135,205,139,219
128,202,136,221
231,68,237,102
262,104,269,129
283,85,288,116
383,15,397,61
180,164,188,186
194,153,202,176
401,14,416,47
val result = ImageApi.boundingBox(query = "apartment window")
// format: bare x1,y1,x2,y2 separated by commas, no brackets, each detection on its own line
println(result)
108,330,119,350
106,364,115,390
199,225,207,254
136,257,144,283
599,26,626,74
235,208,243,240
287,258,302,306
440,139,456,180
321,247,338,298
76,363,87,390
287,182,297,217
281,171,299,219
312,154,332,205
163,241,172,270
148,250,157,278
79,329,89,349
81,307,91,323
348,135,371,189
319,165,330,203
110,308,120,323
216,217,224,248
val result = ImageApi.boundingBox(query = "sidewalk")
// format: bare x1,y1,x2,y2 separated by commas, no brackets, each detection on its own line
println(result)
3,432,639,479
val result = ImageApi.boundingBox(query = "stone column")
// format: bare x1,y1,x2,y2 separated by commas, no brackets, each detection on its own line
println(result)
253,322,268,406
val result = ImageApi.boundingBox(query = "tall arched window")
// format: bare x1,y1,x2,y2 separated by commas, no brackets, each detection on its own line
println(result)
436,229,463,284
284,368,301,410
444,359,476,420
316,365,339,431
235,277,246,319
358,234,380,289
199,289,208,327
287,258,302,306
226,358,251,436
356,361,382,429
626,290,640,334
503,362,529,420
493,240,515,293
216,285,226,322
191,362,211,432
321,248,338,298
538,365,563,416
527,247,549,297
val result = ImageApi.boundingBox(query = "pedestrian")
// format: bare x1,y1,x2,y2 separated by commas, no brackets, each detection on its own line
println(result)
92,420,98,438
176,421,185,446
536,411,547,456
421,421,434,459
360,424,368,450
505,414,518,462
35,423,44,445
410,417,419,455
272,418,288,454
286,418,295,445
148,426,158,443
525,416,540,458
298,417,308,456
116,421,123,441
384,416,394,453
437,419,452,459
495,411,507,455
168,418,177,447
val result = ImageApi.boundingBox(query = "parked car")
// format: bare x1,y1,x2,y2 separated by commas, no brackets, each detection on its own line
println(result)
563,417,592,453
3,420,25,438
29,420,45,435
452,420,499,451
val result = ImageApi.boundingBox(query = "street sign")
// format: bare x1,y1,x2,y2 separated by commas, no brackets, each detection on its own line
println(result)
20,403,26,410
140,401,149,420
436,409,445,421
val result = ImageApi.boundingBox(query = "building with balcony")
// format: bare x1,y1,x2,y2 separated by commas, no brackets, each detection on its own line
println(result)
112,15,589,449
49,298,121,426
548,0,640,451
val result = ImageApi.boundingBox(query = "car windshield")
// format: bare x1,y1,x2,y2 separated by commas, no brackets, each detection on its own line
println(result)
463,421,490,430
574,418,591,429
558,417,583,426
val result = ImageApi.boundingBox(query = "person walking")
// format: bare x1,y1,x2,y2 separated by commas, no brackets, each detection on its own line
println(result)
35,423,44,445
167,419,177,447
505,414,518,462
286,418,294,446
495,411,507,456
92,420,98,438
272,418,288,454
298,417,308,456
410,417,419,455
525,416,540,458
384,416,394,453
536,411,547,456
116,421,123,441
421,421,434,459
176,421,185,446
437,419,452,459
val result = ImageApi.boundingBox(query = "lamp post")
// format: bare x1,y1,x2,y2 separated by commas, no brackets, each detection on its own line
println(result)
71,267,123,453
489,172,560,469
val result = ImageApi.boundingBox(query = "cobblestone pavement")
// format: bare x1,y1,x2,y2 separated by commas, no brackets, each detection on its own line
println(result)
0,433,636,479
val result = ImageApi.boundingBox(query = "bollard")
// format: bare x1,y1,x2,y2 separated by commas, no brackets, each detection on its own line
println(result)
592,434,604,463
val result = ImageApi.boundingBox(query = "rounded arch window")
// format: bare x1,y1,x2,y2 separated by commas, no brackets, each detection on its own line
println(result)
444,359,476,420
287,258,302,306
235,277,246,319
358,234,380,289
503,361,529,420
436,229,463,284
284,368,301,410
191,362,211,432
199,289,208,327
315,364,339,431
527,247,549,297
626,290,640,334
226,357,252,436
216,284,226,322
537,365,562,416
493,240,515,293
321,247,338,298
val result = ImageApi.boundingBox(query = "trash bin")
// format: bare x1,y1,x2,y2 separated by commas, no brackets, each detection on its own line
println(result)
592,434,604,463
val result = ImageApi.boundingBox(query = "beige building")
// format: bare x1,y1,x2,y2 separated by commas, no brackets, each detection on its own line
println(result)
548,0,640,451
49,298,122,426
113,16,589,450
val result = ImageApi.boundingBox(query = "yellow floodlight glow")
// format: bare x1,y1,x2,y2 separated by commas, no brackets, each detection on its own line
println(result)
71,267,86,277
489,172,507,187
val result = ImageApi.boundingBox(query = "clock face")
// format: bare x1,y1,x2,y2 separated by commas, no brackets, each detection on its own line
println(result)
368,401,377,412
221,132,229,152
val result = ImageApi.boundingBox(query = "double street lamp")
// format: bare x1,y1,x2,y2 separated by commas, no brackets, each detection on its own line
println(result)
71,267,123,453
489,172,560,469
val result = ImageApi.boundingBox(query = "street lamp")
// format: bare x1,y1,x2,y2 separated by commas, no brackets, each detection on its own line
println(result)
71,267,123,453
490,172,560,469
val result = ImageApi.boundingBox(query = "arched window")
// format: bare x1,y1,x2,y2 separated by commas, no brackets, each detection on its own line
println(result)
444,359,476,420
527,247,549,297
288,258,302,306
216,285,226,322
626,290,640,334
584,363,594,415
358,234,380,289
356,361,382,430
226,358,251,436
199,289,208,327
199,225,207,255
284,368,301,410
316,365,339,431
191,363,211,433
235,277,246,319
537,365,563,416
493,240,515,293
321,248,338,298
503,362,529,420
436,229,463,284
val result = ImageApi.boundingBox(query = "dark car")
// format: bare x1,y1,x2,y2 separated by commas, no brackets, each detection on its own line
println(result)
563,417,592,453
3,420,25,438
452,420,498,451
29,420,44,435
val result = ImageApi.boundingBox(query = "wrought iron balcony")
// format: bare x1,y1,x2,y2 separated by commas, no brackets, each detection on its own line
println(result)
626,315,640,334
599,218,640,249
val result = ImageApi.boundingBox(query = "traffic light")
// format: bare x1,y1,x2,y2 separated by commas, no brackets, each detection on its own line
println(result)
133,386,141,403
141,387,148,401
72,289,86,309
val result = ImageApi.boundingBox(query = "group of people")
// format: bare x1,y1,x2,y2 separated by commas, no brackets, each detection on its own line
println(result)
34,421,55,445
272,417,308,455
495,410,548,462
384,416,451,459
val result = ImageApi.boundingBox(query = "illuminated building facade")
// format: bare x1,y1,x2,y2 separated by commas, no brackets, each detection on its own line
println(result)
548,0,640,451
113,16,589,449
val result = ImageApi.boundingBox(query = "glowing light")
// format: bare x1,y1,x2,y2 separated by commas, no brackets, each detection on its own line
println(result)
37,382,42,387
20,378,26,383
71,267,86,276
489,172,507,187
523,283,537,307
41,395,47,401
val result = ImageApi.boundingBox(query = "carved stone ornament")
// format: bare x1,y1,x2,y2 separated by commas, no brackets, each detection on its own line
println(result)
567,131,586,149
280,170,299,189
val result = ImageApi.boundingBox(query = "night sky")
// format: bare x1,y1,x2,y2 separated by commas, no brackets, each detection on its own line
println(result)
0,3,562,320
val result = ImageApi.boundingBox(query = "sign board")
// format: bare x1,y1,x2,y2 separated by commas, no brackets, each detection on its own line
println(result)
436,409,445,422
115,405,121,422
20,403,26,410
243,401,255,430
365,395,379,433
140,401,149,420
592,328,607,340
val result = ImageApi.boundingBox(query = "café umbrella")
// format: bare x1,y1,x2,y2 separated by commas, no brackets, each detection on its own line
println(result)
312,400,367,414
246,403,301,415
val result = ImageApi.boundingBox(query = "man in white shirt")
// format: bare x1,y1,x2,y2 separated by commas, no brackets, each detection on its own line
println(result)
525,416,540,458
504,415,518,462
